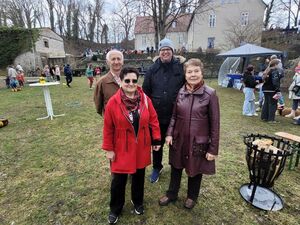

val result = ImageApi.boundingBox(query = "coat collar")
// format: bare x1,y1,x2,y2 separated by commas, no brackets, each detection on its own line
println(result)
179,83,206,95
104,71,119,85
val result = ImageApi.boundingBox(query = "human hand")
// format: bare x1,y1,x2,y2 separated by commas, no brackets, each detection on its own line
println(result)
206,153,217,161
106,151,115,162
152,145,161,151
165,136,173,146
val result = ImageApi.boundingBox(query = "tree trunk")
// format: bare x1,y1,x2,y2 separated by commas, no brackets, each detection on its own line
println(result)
47,0,55,31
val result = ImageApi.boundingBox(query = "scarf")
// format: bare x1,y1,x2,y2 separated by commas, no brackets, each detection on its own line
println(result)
186,80,204,93
120,88,140,112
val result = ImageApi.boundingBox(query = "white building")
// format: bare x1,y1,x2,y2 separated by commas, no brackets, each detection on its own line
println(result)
134,0,266,52
14,28,66,71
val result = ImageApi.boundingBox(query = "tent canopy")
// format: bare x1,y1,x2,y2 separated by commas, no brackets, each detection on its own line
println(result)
217,43,282,57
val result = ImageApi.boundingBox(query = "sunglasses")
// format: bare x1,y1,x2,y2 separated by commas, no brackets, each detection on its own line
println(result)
124,79,138,84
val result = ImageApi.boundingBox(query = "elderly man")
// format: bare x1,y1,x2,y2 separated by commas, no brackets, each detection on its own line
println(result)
143,38,185,183
94,49,124,115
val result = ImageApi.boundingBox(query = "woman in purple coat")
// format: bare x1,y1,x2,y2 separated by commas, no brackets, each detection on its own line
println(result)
159,58,220,209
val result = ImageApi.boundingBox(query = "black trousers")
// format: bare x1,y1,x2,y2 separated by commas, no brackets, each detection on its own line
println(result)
110,168,145,215
66,75,72,87
261,92,277,121
166,165,203,201
152,123,169,170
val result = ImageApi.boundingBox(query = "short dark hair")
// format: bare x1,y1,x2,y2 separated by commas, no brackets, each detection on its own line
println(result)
119,67,140,80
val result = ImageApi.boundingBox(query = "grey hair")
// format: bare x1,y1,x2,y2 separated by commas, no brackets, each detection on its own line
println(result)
106,49,124,61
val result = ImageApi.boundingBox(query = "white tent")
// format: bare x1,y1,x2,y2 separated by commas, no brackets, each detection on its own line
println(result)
217,43,283,86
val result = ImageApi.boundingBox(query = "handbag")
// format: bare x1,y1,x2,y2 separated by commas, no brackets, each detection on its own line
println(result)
292,85,300,96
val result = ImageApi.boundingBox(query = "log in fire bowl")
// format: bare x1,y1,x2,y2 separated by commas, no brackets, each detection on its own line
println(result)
239,134,292,211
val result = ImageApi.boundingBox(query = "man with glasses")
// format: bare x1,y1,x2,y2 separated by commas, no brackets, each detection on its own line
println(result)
94,49,124,116
143,38,185,183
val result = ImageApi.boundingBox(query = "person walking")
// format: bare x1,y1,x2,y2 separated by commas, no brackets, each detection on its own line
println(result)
64,64,73,87
143,38,185,183
102,67,161,224
94,49,124,116
158,58,220,209
85,63,94,89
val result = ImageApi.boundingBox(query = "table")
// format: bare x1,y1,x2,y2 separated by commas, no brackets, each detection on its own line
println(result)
226,74,263,90
29,82,65,120
275,132,300,170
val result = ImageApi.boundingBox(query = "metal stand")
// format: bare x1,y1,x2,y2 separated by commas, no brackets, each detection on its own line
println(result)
30,82,65,120
240,134,292,211
36,86,65,120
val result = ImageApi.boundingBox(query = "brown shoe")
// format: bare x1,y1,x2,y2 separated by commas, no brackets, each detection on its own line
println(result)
158,196,177,206
184,198,196,209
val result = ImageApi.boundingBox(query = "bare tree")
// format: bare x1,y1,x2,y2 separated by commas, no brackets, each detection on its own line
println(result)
54,0,67,35
135,0,211,49
101,23,109,44
0,0,9,26
278,0,300,27
46,0,55,30
223,19,263,49
5,0,26,27
264,0,276,28
113,0,137,43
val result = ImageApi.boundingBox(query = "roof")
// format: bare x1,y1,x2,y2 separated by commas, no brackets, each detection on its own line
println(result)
217,43,282,57
134,14,192,34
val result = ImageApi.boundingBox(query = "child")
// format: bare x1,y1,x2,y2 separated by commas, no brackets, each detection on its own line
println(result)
16,69,25,87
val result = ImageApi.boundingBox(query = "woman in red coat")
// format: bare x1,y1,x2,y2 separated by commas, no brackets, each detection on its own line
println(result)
159,58,220,209
102,67,161,224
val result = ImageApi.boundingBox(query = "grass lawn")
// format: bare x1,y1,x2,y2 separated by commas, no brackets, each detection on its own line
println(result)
0,77,299,225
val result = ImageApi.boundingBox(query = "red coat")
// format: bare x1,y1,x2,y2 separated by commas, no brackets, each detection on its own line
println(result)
102,87,161,174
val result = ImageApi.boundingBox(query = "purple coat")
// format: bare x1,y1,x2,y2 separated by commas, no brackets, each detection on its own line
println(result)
166,84,220,176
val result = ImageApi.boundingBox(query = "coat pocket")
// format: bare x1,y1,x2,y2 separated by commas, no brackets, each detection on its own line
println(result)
192,136,210,157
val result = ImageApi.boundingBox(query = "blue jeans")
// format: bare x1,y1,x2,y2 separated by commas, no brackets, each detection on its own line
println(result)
243,87,255,115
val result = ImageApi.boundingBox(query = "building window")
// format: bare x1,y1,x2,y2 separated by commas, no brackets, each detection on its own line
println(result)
209,14,216,28
43,39,49,48
179,34,184,44
172,21,177,28
142,36,146,46
207,37,215,48
240,12,249,26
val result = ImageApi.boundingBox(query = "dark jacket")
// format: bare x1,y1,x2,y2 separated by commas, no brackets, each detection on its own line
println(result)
262,68,283,92
64,65,72,77
142,57,185,125
166,84,220,176
243,71,256,88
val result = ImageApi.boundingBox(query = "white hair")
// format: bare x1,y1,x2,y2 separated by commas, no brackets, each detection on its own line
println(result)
106,49,124,61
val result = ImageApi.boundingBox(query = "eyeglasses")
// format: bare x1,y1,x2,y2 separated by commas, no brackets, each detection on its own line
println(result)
124,79,138,84
160,48,172,52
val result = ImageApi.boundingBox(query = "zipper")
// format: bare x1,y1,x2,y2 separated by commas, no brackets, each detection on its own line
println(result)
188,93,195,157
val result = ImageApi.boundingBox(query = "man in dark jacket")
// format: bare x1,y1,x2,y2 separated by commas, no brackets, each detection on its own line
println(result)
143,38,185,183
64,64,73,87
